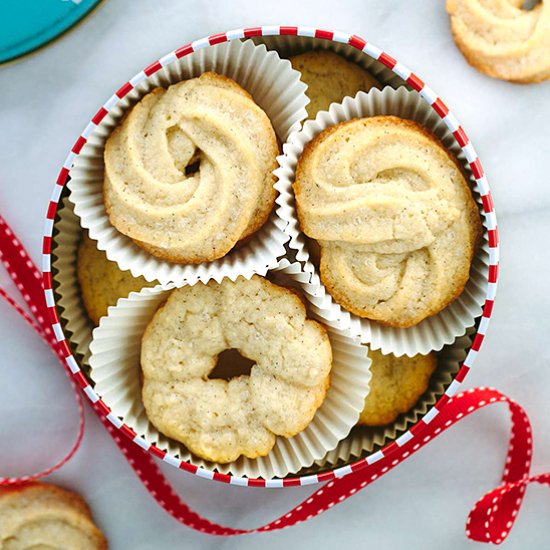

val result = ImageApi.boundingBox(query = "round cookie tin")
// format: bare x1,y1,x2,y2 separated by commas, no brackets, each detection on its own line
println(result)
42,25,499,488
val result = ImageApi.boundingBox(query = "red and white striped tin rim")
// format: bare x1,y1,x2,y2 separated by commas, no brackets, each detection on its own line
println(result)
42,25,499,488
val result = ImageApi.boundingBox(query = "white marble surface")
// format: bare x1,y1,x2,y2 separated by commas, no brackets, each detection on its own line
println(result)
1,0,550,548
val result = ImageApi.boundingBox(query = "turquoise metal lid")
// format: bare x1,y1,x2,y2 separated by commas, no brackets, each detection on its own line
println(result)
0,0,101,65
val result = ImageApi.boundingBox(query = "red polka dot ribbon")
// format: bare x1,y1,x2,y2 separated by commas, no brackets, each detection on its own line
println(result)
0,214,547,544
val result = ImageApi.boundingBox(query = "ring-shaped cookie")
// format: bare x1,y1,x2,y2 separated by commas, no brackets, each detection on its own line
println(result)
140,275,332,463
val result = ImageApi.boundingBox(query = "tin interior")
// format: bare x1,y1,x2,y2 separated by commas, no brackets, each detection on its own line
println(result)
50,33,483,481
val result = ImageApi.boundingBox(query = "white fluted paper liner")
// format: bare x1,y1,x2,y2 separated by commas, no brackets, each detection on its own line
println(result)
311,332,472,471
253,34,406,91
275,86,490,357
68,38,309,286
51,198,152,363
87,263,372,480
51,198,93,363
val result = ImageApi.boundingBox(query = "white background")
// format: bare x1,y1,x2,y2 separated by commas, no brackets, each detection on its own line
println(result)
1,1,550,548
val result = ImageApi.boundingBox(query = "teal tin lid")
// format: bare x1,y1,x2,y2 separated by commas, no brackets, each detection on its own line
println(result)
0,0,102,65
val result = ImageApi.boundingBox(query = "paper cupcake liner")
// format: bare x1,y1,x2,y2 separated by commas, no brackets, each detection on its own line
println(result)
50,195,377,479
67,38,309,286
253,34,406,91
275,86,490,357
51,196,152,365
310,332,472,472
51,197,94,365
87,262,372,480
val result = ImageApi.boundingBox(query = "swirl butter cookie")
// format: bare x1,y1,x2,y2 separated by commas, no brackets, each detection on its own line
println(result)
447,0,550,83
104,72,279,264
141,275,332,463
0,483,107,549
358,350,436,427
77,232,147,325
290,51,380,117
294,116,482,328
